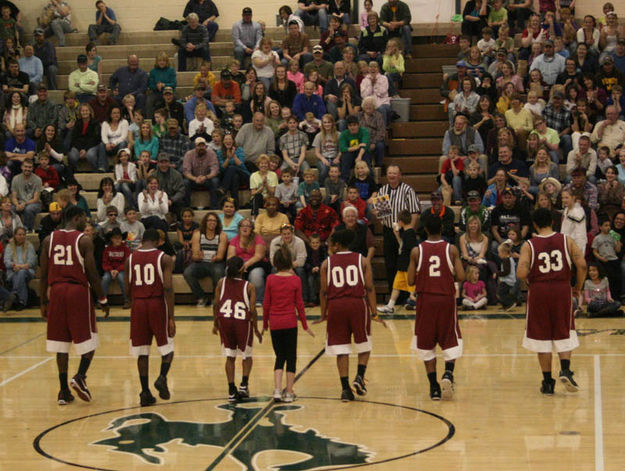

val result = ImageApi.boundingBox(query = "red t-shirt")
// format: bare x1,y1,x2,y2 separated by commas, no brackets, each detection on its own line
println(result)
263,273,308,331
441,157,465,174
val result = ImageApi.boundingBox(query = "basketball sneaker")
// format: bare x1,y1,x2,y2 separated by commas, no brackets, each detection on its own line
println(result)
430,383,442,401
154,375,170,400
559,370,579,392
273,389,282,401
377,305,394,314
341,388,355,402
140,390,156,406
57,389,75,405
540,378,556,395
228,390,240,403
282,391,296,403
441,371,454,401
70,374,92,402
238,384,249,400
352,375,367,396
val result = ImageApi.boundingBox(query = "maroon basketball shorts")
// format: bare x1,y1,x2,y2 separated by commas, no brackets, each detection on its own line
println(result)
325,297,371,355
411,293,462,361
130,297,174,357
219,317,254,359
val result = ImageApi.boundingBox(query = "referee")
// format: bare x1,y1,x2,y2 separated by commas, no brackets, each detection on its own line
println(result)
375,165,421,297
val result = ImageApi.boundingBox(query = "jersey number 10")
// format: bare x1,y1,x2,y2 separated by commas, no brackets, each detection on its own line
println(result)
133,264,155,285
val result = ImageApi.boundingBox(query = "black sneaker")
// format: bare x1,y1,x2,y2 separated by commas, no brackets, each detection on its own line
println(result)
341,388,355,402
70,374,92,402
559,370,579,392
238,384,249,400
540,378,556,395
57,389,75,405
140,390,156,406
441,371,454,401
228,390,240,403
154,375,170,400
430,383,442,401
352,375,367,396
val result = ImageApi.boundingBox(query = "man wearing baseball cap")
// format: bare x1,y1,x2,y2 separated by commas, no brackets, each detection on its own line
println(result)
529,38,565,85
69,54,99,103
459,190,491,233
490,187,530,250
303,44,333,85
182,137,220,209
232,7,262,66
597,53,625,94
33,27,59,91
416,191,456,243
39,202,65,242
154,153,187,217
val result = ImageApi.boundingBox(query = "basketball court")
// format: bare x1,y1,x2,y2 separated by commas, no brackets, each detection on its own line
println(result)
1,308,623,470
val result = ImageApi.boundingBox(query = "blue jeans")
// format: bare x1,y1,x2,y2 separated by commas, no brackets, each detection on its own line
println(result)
68,146,101,172
378,103,392,126
316,159,332,184
184,177,221,209
183,261,225,302
234,45,253,66
115,182,136,209
296,8,329,32
178,46,211,72
220,165,249,205
205,21,219,42
15,202,42,231
247,266,266,303
98,141,127,172
371,140,385,167
340,150,371,181
306,269,320,303
8,269,33,306
101,271,127,302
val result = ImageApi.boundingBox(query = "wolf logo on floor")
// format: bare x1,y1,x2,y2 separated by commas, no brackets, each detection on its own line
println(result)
93,403,373,469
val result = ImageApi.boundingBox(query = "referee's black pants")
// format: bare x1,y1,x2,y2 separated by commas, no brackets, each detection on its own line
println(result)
383,226,399,296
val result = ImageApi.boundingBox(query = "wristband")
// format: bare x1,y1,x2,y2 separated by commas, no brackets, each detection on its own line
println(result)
98,297,108,305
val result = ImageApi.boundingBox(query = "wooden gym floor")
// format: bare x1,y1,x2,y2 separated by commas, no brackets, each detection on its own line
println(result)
0,306,623,471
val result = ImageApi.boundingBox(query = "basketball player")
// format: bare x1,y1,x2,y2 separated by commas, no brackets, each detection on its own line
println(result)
317,229,380,402
407,216,465,401
124,229,175,406
213,256,262,402
517,208,587,395
40,206,110,405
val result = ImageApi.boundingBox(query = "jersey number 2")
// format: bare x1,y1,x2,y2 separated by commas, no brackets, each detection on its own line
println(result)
537,250,564,273
220,299,246,320
133,264,155,285
428,256,441,277
53,245,73,266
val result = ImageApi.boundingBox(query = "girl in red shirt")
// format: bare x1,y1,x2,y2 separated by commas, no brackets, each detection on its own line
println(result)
262,246,314,402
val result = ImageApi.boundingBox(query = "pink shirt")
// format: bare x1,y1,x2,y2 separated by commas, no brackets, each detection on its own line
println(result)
463,280,485,300
287,71,305,93
263,273,308,331
229,235,265,262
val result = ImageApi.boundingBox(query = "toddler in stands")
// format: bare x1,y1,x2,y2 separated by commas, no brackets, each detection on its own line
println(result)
582,262,622,317
462,265,488,310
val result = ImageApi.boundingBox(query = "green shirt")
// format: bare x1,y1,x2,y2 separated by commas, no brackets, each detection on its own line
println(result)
488,7,507,24
339,127,370,152
297,181,321,201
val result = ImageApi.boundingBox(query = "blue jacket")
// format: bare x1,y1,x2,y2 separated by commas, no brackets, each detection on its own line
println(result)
292,93,326,121
148,66,177,92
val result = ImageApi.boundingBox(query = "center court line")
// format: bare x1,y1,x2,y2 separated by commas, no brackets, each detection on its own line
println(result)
594,355,604,471
0,357,52,387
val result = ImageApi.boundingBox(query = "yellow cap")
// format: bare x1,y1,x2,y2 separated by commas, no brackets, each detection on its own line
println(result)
49,202,62,212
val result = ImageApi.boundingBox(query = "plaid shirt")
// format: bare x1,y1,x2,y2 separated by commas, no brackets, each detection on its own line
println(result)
159,133,191,167
542,104,572,133
279,130,308,161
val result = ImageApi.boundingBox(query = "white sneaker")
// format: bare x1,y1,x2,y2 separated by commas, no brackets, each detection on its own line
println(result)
273,389,282,401
196,298,207,308
377,305,394,314
282,391,296,403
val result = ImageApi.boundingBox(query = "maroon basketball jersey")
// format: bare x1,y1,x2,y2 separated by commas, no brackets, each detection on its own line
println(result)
414,240,456,296
527,232,572,283
326,251,366,300
218,278,251,321
128,249,164,299
48,230,88,286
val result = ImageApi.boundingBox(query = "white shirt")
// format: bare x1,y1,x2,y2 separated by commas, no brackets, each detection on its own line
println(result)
188,117,215,138
101,119,129,146
138,191,169,219
114,162,138,184
251,49,279,79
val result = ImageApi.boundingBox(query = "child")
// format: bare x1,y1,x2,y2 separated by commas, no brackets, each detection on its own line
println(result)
524,90,546,118
0,6,18,46
596,146,613,180
323,164,346,214
220,101,236,133
456,35,471,61
275,167,298,221
582,262,622,317
506,226,525,260
193,61,216,95
382,38,405,92
101,227,130,308
287,60,305,93
360,0,375,29
175,208,199,273
152,108,167,139
477,27,497,65
228,59,246,86
377,209,417,313
340,185,368,222
607,84,625,118
231,114,244,137
496,242,520,311
120,207,145,252
268,154,282,180
463,162,487,200
188,103,215,139
297,168,321,209
347,160,378,218
213,256,262,402
461,265,488,310
208,128,223,154
299,111,321,147
98,205,122,238
304,233,326,306
114,147,137,209
592,217,622,301
262,246,314,402
561,189,587,254
495,25,514,58
135,150,155,194
487,0,507,37
35,153,60,208
439,145,465,204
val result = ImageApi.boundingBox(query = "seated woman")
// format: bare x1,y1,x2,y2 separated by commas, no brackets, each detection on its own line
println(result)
459,215,497,304
254,196,290,246
528,147,560,195
0,196,23,244
3,227,36,311
183,212,228,308
36,124,68,182
219,197,244,241
217,133,249,207
227,218,269,304
98,106,129,172
67,103,102,173
249,154,278,217
3,91,27,140
359,61,391,125
114,148,137,210
138,176,169,232
96,176,125,223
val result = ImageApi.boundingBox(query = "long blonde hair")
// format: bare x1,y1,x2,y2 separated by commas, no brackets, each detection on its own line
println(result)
8,227,31,266
320,113,339,144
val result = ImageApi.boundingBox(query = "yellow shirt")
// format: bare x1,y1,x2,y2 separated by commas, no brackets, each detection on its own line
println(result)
505,107,534,132
193,71,216,89
254,211,289,241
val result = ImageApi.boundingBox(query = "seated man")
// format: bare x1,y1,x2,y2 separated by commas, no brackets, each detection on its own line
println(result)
542,91,572,160
154,153,187,217
33,27,58,91
294,189,340,244
303,45,334,87
5,123,35,175
563,167,599,212
324,60,357,119
417,191,456,243
441,113,484,168
529,117,561,163
293,81,327,121
232,7,262,67
175,13,210,72
281,20,313,68
41,0,76,48
487,144,529,186
27,84,58,139
183,0,219,42
182,137,220,209
89,83,116,123
109,54,148,111
565,135,597,183
489,187,530,253
68,54,99,103
88,1,121,45
211,69,241,114
17,45,43,93
296,0,329,33
184,84,216,124
235,112,276,173
10,159,42,232
590,105,625,155
379,0,413,58
159,119,191,170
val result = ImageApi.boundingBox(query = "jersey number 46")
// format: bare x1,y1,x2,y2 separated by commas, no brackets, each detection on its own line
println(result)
220,299,247,320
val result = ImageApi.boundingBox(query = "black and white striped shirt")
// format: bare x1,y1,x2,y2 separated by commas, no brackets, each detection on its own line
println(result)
377,182,421,228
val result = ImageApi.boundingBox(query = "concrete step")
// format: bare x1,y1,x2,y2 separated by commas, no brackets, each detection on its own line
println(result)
384,156,440,174
409,105,447,121
391,121,447,138
399,88,443,105
388,138,442,156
